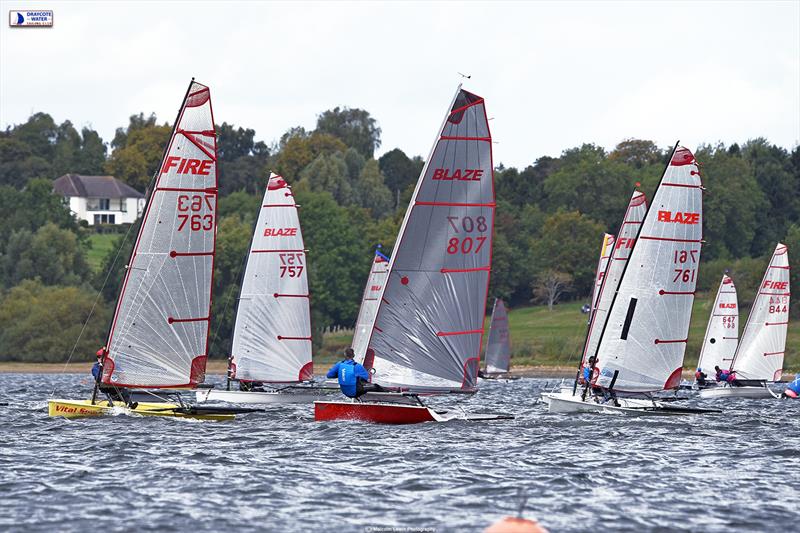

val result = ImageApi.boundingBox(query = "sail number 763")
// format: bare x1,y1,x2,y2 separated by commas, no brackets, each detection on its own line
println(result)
446,215,488,254
177,194,214,231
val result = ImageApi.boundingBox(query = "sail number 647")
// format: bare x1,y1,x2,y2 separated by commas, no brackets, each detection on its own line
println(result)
446,215,488,255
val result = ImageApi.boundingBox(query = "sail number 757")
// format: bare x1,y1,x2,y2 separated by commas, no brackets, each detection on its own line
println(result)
279,252,304,278
446,215,488,254
177,194,214,231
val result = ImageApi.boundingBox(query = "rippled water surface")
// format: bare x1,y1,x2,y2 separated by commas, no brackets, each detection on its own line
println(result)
1,373,798,532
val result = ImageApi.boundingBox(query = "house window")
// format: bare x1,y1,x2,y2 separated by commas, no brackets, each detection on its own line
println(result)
94,214,101,225
94,214,116,225
99,198,110,210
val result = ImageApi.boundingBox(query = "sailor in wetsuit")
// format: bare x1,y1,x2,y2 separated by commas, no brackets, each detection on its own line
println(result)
326,348,383,398
783,374,800,399
92,346,134,407
695,368,708,387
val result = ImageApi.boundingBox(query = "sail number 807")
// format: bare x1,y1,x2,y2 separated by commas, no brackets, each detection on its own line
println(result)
177,194,214,231
446,215,488,255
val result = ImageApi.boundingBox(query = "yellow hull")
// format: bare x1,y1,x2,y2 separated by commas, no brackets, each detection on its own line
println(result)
48,399,235,421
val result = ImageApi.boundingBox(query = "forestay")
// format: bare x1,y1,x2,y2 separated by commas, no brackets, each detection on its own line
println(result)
353,248,390,364
103,81,217,388
365,87,494,392
484,299,511,374
696,274,738,375
594,147,702,392
230,173,312,383
731,244,789,382
581,191,647,370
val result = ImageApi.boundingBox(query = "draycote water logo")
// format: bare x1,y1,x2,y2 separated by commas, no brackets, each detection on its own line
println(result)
9,10,53,27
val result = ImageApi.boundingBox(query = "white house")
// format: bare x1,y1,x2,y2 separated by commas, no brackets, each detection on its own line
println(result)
53,174,146,225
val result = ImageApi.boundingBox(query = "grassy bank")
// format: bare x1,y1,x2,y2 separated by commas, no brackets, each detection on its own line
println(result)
86,233,119,271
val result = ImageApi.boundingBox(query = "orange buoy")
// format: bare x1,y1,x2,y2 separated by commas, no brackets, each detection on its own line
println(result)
484,516,549,533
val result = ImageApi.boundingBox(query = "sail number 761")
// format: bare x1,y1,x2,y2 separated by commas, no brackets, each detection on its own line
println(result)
446,215,488,254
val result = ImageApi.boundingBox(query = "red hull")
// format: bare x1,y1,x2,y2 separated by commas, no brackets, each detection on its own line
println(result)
314,401,436,424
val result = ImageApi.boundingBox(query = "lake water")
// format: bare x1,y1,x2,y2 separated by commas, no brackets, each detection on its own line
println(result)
1,373,798,532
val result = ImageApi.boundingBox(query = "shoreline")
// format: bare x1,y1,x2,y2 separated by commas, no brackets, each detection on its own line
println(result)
0,362,772,381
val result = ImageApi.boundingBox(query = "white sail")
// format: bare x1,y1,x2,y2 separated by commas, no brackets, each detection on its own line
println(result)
103,81,217,388
731,244,789,382
581,191,647,370
364,87,495,391
230,173,312,383
594,146,703,392
696,274,738,375
589,234,614,320
353,248,390,364
484,299,511,374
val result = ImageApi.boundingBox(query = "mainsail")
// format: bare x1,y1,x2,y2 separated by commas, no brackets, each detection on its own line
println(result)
696,274,738,374
581,191,647,370
364,86,494,392
484,298,511,374
594,146,703,392
103,80,217,388
353,247,390,364
589,233,615,322
229,173,312,383
731,243,789,382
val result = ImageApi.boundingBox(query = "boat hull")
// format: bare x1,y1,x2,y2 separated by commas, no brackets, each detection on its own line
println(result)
195,388,336,404
541,391,717,416
698,385,774,399
314,400,514,424
48,399,236,421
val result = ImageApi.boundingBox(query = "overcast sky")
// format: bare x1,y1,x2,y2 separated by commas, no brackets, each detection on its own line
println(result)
1,1,798,168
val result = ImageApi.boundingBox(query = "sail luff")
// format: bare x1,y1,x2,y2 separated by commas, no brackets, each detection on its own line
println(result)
353,247,390,364
730,243,789,381
102,80,217,388
590,234,615,323
593,144,703,393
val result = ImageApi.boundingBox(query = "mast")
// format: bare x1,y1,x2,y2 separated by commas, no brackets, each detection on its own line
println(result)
591,143,704,393
363,86,495,392
101,80,218,389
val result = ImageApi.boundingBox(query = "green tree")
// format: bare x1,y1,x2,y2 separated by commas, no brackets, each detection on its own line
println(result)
0,280,111,361
315,107,381,158
273,131,347,181
608,139,664,169
105,114,171,191
299,152,353,205
378,148,423,197
217,122,270,195
1,223,91,288
355,159,393,217
496,157,558,208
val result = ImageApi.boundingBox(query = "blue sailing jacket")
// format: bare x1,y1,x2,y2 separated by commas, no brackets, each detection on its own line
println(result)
788,374,800,395
91,362,101,381
327,359,369,398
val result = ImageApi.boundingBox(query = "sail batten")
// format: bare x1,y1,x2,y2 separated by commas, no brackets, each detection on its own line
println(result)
102,81,217,389
594,146,703,393
365,87,495,392
731,243,789,381
230,174,312,383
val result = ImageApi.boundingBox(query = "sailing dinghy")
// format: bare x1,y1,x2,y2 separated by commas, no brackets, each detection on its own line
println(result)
196,173,337,404
49,80,258,421
694,274,738,389
700,244,789,399
542,145,718,415
314,86,512,424
353,246,390,364
480,298,517,379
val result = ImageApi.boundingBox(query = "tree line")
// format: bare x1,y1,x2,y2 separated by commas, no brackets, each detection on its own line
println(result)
0,108,798,361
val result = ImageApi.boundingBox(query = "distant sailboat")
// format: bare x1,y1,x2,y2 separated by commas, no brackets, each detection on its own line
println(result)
590,233,615,323
353,246,390,364
481,298,515,378
694,274,738,388
315,86,512,423
700,244,789,399
196,173,337,404
543,145,717,415
49,80,257,420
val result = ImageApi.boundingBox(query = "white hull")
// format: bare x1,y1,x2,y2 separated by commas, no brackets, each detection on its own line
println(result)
699,385,775,399
195,387,337,404
541,391,715,416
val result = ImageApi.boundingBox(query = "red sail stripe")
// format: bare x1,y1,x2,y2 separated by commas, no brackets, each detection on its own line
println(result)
639,235,702,243
436,329,482,337
168,316,210,324
441,267,490,273
415,201,496,207
273,293,310,298
654,338,688,344
439,136,491,142
170,251,213,257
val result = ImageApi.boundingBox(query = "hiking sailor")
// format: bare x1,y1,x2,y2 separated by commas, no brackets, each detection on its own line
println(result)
695,368,708,387
326,348,383,399
783,374,800,399
92,346,134,407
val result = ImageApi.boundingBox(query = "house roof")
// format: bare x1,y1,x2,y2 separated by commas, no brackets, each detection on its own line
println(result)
53,174,145,199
